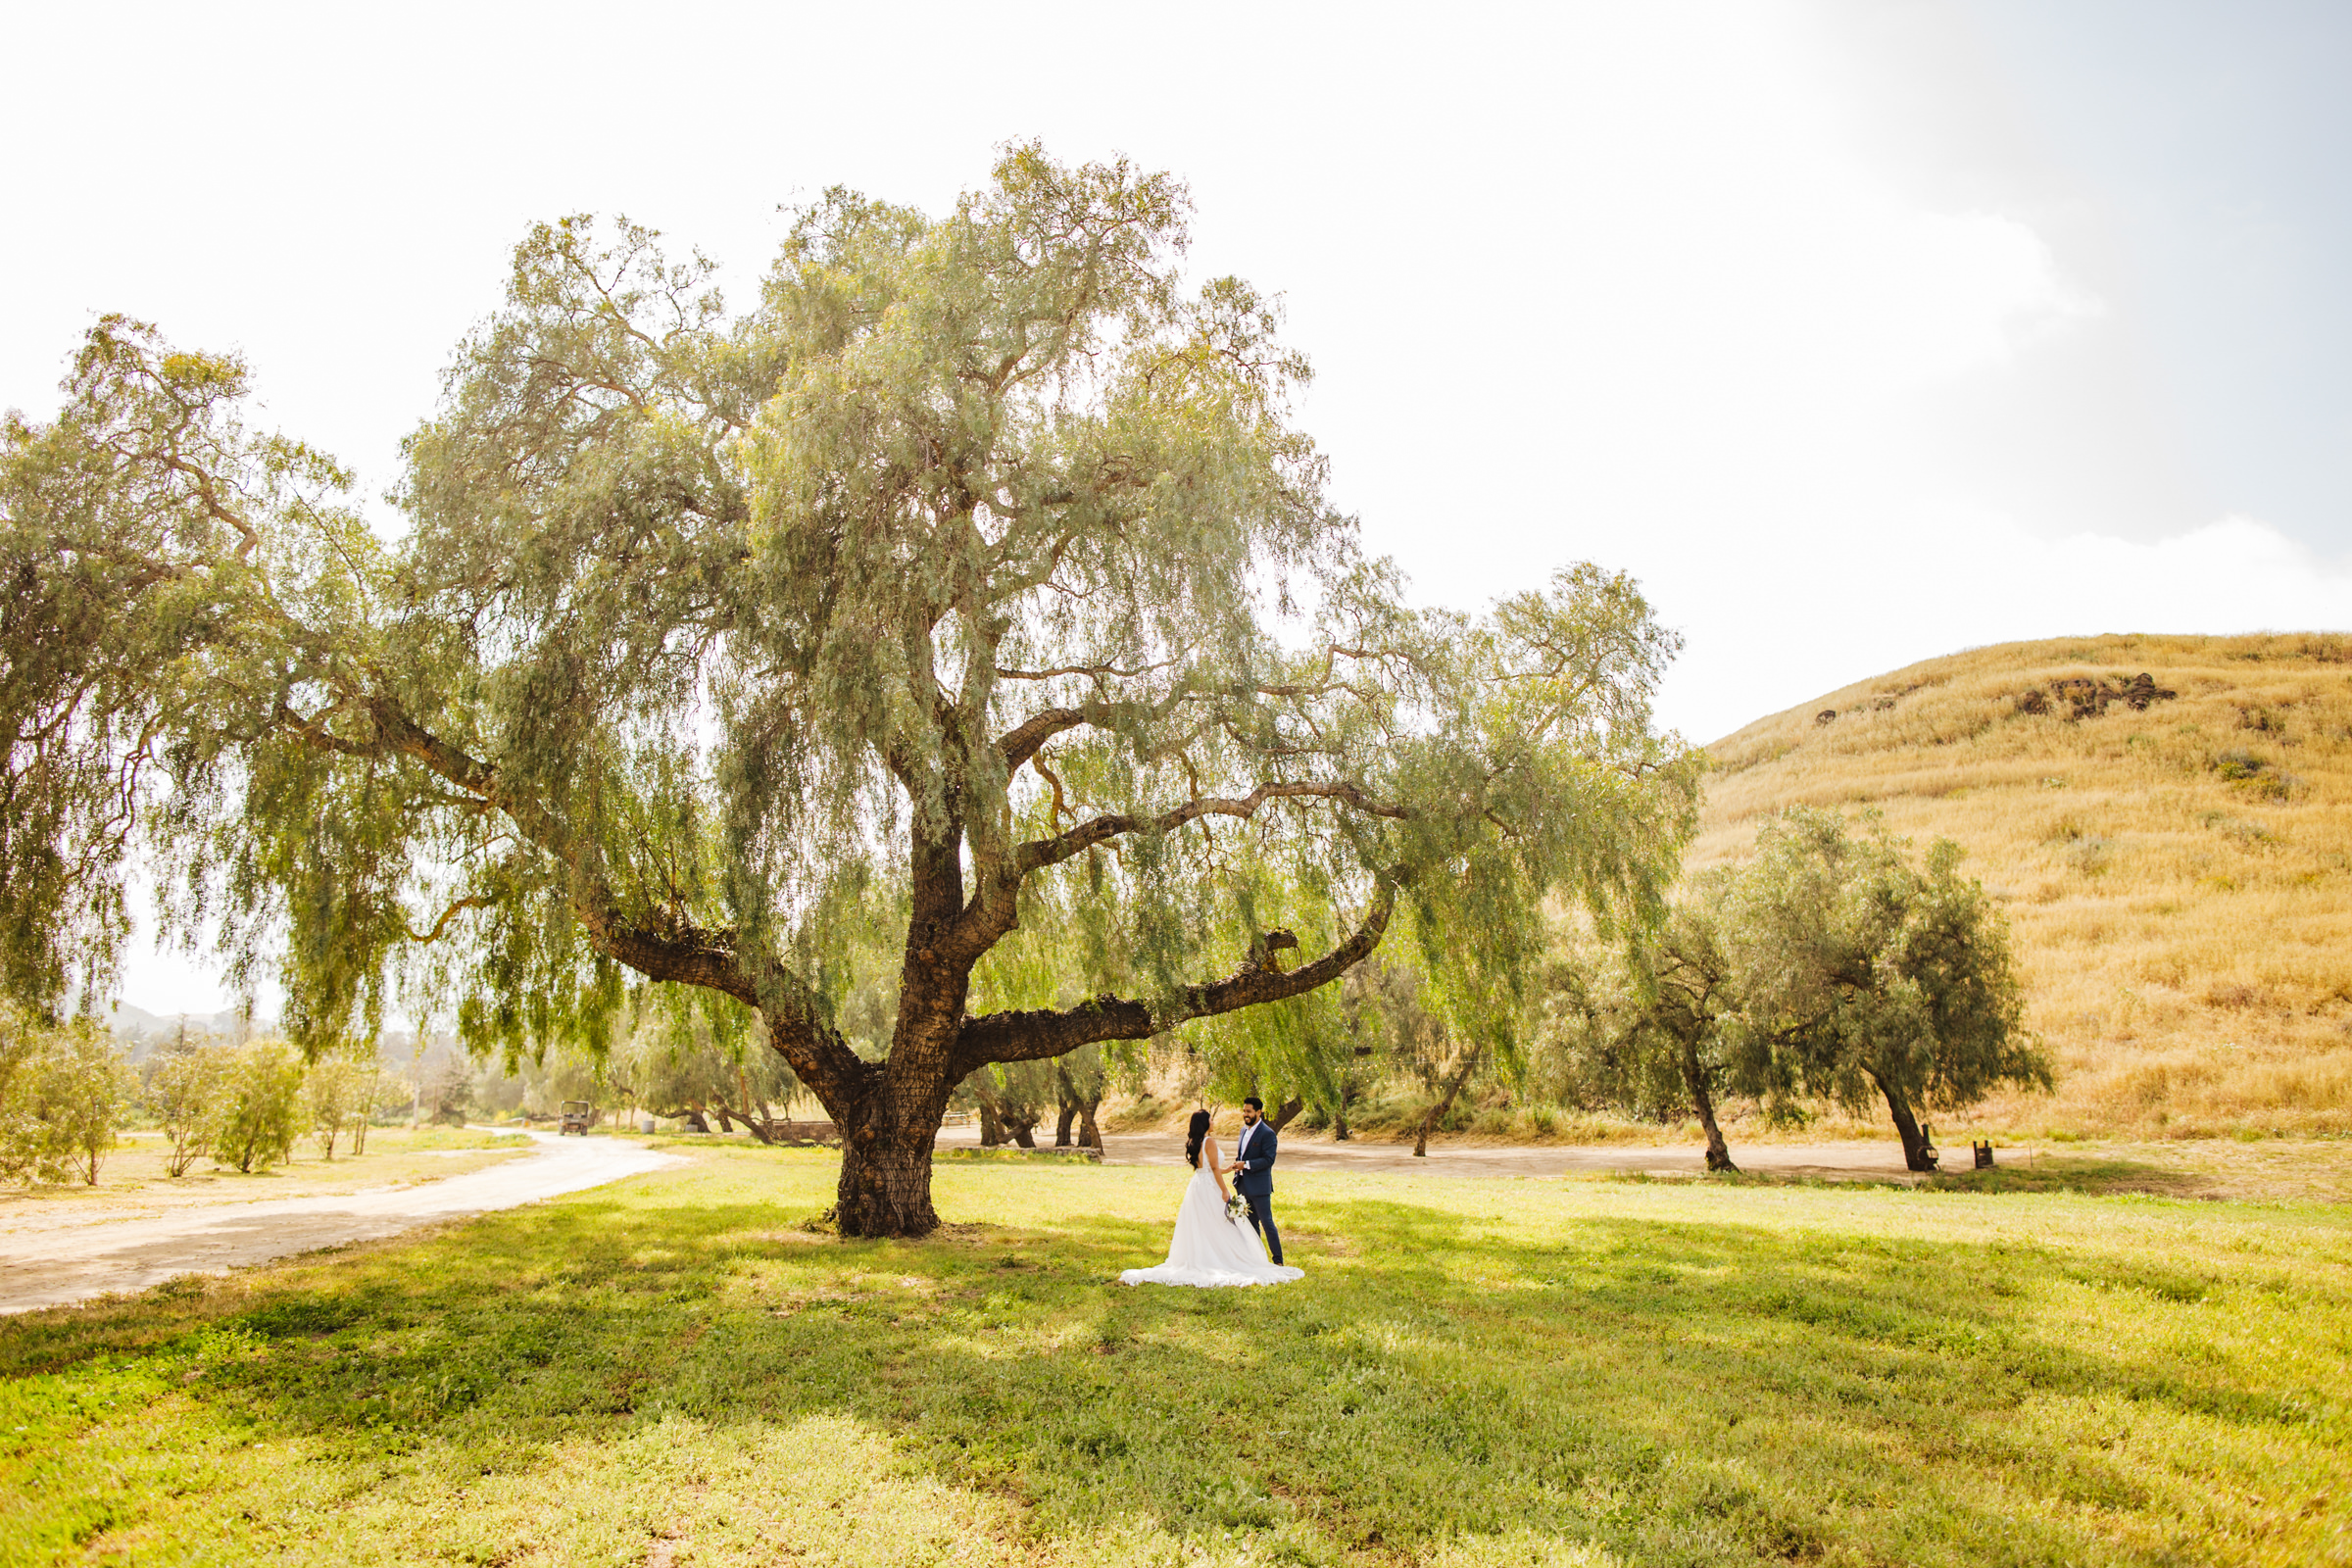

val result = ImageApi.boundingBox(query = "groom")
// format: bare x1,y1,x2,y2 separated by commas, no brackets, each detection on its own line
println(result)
1231,1097,1283,1265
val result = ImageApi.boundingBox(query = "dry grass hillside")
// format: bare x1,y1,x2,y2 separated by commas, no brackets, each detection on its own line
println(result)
1696,632,2352,1140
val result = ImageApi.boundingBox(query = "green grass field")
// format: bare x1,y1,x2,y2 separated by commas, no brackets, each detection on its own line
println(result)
5,1148,2348,1567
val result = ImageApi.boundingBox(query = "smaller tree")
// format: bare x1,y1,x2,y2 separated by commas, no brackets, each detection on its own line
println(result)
954,1077,1001,1146
965,1059,1054,1149
415,1054,477,1127
606,988,806,1139
50,1022,138,1185
1,1014,137,1185
1053,1044,1106,1150
1543,882,1743,1170
209,1042,305,1173
517,1047,603,1126
0,1003,51,1182
147,1046,229,1176
1357,959,1487,1158
1312,969,1390,1142
303,1055,379,1159
346,1059,402,1154
1,1005,138,1185
1728,809,2048,1171
1185,976,1328,1136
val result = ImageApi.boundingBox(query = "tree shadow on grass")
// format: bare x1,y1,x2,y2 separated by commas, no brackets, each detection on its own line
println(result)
1921,1156,2226,1200
4,1176,2345,1567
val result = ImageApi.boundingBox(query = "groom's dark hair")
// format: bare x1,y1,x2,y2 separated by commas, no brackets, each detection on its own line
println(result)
1242,1096,1263,1110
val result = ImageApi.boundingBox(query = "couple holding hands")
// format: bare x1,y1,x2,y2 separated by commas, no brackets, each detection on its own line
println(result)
1119,1097,1303,1289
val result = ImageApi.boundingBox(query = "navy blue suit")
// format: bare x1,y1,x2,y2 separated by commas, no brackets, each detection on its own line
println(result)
1231,1118,1282,1264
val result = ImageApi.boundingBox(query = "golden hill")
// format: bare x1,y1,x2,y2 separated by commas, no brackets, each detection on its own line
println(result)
1695,632,2352,1140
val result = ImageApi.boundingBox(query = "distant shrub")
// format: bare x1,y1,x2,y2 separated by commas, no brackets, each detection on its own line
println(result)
2210,750,2299,798
2201,812,2277,849
0,1007,138,1185
209,1042,305,1173
147,1047,231,1176
2213,750,2267,781
2064,836,2116,876
305,1057,385,1159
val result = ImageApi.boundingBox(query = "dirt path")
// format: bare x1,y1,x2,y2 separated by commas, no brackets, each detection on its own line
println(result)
937,1124,1936,1179
0,1132,681,1316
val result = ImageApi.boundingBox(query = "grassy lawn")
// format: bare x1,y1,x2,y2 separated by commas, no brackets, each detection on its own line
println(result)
4,1148,2348,1567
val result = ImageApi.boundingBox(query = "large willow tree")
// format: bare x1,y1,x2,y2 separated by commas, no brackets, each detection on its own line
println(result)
2,149,1700,1234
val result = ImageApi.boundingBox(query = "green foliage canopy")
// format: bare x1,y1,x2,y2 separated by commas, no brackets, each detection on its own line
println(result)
1726,808,2048,1168
1544,875,1744,1167
2,148,1700,1230
0,1002,136,1185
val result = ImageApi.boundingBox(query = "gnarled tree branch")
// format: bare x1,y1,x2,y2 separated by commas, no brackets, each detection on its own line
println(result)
1013,779,1409,874
950,879,1396,1072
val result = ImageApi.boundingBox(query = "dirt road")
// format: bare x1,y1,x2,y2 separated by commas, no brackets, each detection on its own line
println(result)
937,1123,1933,1179
0,1132,680,1316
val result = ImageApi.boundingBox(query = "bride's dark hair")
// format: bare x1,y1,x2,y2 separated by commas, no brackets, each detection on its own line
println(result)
1184,1109,1212,1169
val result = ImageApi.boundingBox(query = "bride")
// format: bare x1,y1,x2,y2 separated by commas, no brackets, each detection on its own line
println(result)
1120,1110,1304,1288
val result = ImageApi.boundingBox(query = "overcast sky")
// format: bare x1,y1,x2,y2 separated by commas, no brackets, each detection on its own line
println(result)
9,1,2348,1013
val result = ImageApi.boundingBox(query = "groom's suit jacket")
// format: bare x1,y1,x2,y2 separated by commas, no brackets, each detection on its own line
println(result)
1231,1119,1278,1196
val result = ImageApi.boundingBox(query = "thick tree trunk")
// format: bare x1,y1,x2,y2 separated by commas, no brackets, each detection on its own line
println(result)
820,821,975,1237
1870,1069,1939,1172
1077,1100,1102,1150
833,1123,941,1237
1678,1044,1737,1172
1054,1102,1077,1147
1413,1044,1486,1157
1271,1096,1305,1132
737,1068,779,1145
787,825,1394,1235
1337,1047,1370,1141
978,1101,1003,1146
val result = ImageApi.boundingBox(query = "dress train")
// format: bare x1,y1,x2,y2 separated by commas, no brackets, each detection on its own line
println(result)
1119,1163,1303,1288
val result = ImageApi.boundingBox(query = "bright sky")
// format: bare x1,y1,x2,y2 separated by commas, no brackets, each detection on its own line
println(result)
10,1,2348,1013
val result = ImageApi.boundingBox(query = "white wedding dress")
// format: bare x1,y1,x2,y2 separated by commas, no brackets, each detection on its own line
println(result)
1119,1138,1304,1288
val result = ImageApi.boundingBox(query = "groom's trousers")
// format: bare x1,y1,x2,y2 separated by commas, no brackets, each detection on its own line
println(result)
1242,1192,1283,1265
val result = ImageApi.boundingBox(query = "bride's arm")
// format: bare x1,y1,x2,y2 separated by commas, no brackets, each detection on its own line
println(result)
1207,1137,1232,1200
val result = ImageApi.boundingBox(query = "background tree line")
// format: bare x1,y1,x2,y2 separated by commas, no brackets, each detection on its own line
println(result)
2,1004,416,1185
0,803,2041,1185
0,149,1701,1235
1168,808,2045,1173
2,148,2044,1207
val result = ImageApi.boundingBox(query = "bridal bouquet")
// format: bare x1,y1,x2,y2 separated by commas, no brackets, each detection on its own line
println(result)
1225,1193,1251,1222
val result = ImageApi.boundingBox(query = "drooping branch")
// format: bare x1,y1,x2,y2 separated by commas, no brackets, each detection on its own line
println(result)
272,690,877,1107
402,895,494,945
994,657,1177,682
951,879,1396,1071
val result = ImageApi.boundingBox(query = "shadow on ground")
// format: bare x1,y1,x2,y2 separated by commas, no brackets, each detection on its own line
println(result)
4,1155,2346,1567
